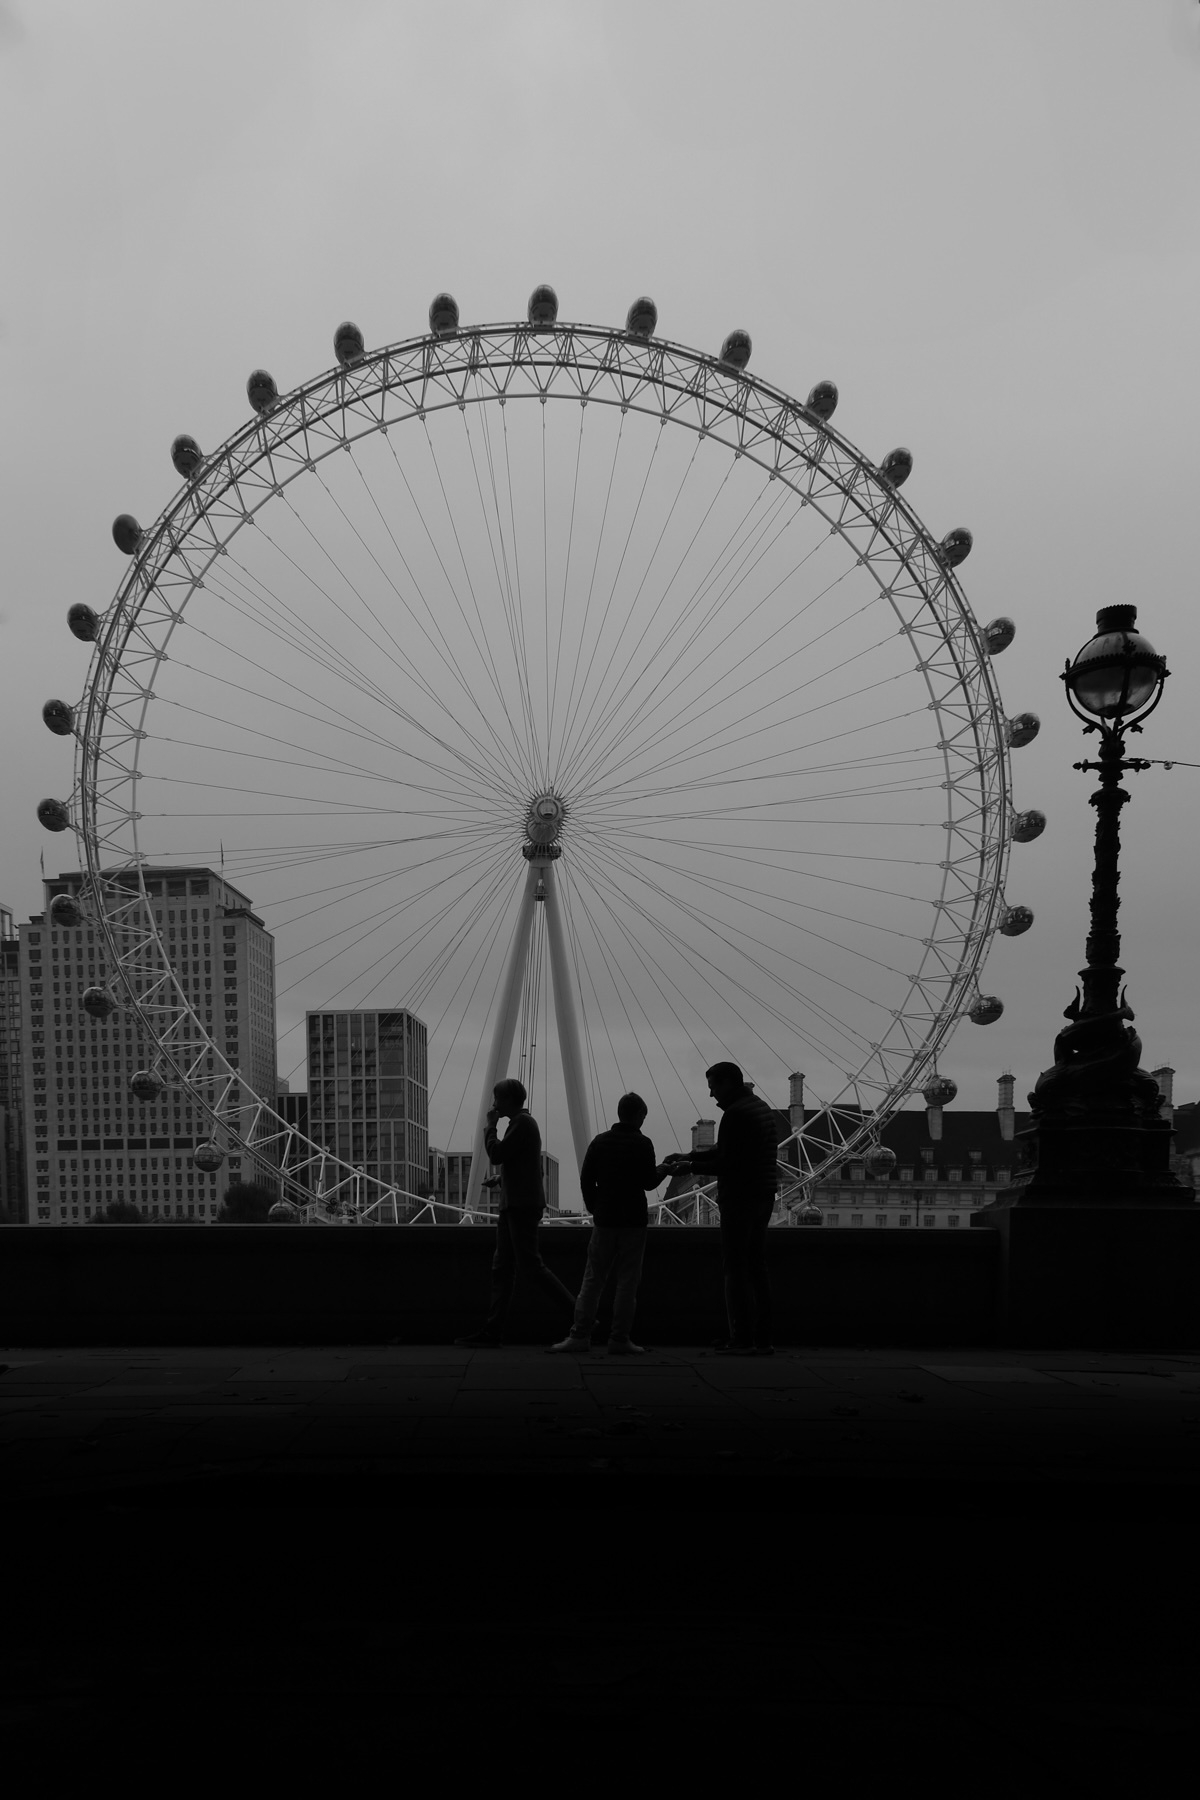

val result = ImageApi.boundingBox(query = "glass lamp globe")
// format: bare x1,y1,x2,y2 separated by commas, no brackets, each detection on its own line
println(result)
1065,605,1165,720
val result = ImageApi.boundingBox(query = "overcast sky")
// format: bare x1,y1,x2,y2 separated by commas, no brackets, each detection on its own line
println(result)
3,0,1200,1145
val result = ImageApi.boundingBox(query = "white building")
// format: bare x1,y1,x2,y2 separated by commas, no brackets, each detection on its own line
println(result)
23,868,276,1224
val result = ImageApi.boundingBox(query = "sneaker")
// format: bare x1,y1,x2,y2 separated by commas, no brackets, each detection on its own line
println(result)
607,1339,646,1355
547,1335,592,1354
454,1332,503,1348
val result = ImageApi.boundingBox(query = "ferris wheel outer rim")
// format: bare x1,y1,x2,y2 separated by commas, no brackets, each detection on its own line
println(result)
70,316,1016,1209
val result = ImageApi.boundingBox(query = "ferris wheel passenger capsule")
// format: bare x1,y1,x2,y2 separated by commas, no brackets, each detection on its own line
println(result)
876,447,913,488
37,798,71,832
719,330,752,371
999,904,1034,937
130,1069,166,1102
1005,711,1040,747
50,893,82,928
429,293,459,336
937,527,973,568
246,369,279,414
111,514,143,555
864,1144,897,1177
334,321,365,365
171,434,204,478
626,296,658,336
82,985,117,1020
527,285,558,326
68,603,99,642
922,1075,957,1106
969,995,1004,1025
42,698,75,737
193,1140,225,1173
1012,809,1046,843
984,617,1016,654
806,380,838,421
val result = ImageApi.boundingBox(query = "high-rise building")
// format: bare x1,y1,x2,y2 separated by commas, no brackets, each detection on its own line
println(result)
0,904,26,1224
22,868,276,1225
277,1087,311,1194
305,1009,428,1199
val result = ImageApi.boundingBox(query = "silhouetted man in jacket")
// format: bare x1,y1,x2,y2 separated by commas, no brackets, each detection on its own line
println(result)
549,1093,671,1356
664,1062,779,1355
455,1078,576,1347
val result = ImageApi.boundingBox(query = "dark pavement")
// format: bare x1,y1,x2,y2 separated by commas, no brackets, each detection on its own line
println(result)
4,1344,1197,1778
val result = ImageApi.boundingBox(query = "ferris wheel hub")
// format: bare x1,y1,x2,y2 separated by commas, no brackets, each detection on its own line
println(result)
524,790,567,848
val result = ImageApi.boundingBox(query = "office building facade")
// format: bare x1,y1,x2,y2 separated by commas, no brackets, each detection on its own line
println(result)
22,868,276,1224
305,1009,428,1199
1,905,25,1223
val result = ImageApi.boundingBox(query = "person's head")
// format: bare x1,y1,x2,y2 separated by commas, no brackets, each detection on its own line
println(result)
705,1062,744,1107
616,1092,648,1128
493,1078,527,1118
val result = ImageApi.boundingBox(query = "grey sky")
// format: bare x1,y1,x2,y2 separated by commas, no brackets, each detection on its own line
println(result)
3,0,1200,1166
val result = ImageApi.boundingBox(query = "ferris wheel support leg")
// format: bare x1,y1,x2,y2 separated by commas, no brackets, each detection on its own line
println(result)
541,860,593,1182
464,859,541,1218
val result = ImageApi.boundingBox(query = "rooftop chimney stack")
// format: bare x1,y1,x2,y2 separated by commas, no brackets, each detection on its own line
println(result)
691,1119,716,1154
788,1072,805,1132
997,1071,1016,1142
1151,1065,1175,1125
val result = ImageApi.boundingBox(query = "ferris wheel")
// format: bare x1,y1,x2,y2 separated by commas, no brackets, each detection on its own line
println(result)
39,286,1044,1219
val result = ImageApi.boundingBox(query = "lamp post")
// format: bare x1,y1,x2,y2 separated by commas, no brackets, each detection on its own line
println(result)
1010,604,1187,1205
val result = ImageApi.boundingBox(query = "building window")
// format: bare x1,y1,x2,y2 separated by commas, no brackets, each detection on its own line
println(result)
875,1214,887,1226
947,1214,960,1227
922,1214,936,1227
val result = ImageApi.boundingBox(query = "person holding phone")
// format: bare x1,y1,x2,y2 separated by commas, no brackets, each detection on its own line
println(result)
455,1078,576,1348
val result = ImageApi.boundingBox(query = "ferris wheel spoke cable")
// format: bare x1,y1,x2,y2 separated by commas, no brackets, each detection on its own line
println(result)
297,471,536,799
572,839,879,1068
415,422,540,792
593,662,916,807
580,694,930,804
552,426,709,784
549,409,629,781
170,615,513,806
428,866,535,1144
267,838,511,931
595,832,932,949
571,568,876,802
563,854,723,1081
549,420,667,783
555,866,610,1129
544,403,586,772
583,743,942,807
271,836,512,968
560,474,806,793
277,853,522,1090
557,865,689,1124
557,467,789,792
274,837,514,1000
459,404,541,773
351,439,539,793
229,496,509,774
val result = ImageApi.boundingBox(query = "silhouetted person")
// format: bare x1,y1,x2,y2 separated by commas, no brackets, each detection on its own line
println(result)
549,1092,672,1357
663,1062,779,1355
455,1078,575,1347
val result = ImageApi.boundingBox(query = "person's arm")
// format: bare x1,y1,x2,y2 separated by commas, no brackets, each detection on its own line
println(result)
640,1138,672,1188
580,1138,601,1209
485,1114,529,1164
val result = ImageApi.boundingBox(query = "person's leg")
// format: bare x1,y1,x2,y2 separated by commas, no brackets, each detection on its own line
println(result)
718,1207,754,1348
608,1228,648,1343
573,1227,618,1339
506,1206,578,1320
745,1196,775,1347
481,1211,517,1336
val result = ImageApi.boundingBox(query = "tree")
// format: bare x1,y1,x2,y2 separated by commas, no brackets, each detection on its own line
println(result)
214,1181,279,1224
89,1199,145,1224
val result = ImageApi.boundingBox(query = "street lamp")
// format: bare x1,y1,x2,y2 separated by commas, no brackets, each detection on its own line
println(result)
1013,604,1186,1204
